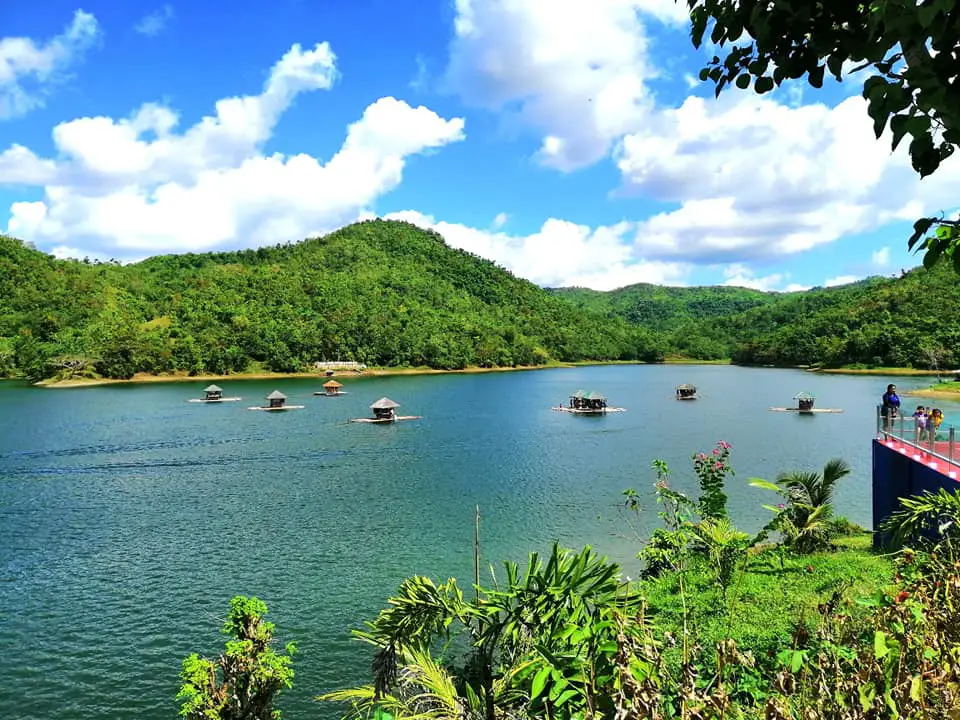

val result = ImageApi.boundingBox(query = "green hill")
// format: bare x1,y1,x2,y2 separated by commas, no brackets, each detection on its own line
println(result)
551,284,780,360
3,220,957,383
555,264,960,369
0,220,663,382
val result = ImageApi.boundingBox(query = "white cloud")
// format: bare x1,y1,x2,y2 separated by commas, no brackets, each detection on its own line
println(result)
720,263,786,292
491,212,509,229
135,5,174,37
824,275,860,288
446,0,678,171
1,43,466,258
0,10,100,120
444,0,960,270
616,94,960,262
383,210,690,289
872,246,891,267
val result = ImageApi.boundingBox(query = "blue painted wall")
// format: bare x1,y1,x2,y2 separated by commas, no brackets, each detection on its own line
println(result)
872,440,959,548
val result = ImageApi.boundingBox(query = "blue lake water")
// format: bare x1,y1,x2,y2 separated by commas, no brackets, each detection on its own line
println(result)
0,365,953,719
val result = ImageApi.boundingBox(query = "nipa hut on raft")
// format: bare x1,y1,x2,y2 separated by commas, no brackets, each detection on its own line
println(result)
370,397,400,420
322,380,343,396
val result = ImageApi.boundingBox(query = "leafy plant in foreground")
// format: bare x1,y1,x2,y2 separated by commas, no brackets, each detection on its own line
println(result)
880,486,960,548
319,543,643,720
751,458,852,553
178,595,296,720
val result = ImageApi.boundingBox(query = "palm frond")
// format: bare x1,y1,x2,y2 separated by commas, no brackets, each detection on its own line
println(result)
880,488,960,546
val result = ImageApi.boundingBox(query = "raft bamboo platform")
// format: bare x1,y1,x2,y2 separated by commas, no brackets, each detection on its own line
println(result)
313,391,349,396
552,406,627,414
350,415,422,423
188,397,242,403
769,407,844,413
247,405,306,411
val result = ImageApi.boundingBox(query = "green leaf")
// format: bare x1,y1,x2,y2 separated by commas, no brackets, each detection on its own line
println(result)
530,664,551,701
755,76,774,93
874,630,889,659
910,675,922,701
808,64,825,89
790,649,804,673
736,74,751,89
908,218,935,249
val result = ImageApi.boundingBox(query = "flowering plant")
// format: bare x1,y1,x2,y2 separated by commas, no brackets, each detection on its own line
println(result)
694,440,733,520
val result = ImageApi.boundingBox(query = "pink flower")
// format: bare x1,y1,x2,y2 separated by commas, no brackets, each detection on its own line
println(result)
777,503,786,509
696,452,706,460
715,462,723,470
712,448,720,456
719,440,731,450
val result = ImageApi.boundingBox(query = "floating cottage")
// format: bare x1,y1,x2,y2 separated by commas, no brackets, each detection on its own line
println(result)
314,380,346,396
248,390,305,411
794,392,815,413
676,384,698,401
351,397,421,423
554,390,626,414
188,384,241,403
769,392,843,414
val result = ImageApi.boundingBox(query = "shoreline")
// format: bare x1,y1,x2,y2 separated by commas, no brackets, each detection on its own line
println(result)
32,358,728,389
905,389,960,400
806,367,946,376
24,360,942,389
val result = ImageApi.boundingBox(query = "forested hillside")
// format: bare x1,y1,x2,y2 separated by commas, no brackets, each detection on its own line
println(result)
0,220,664,382
552,284,779,360
555,264,960,369
724,266,960,368
3,219,957,383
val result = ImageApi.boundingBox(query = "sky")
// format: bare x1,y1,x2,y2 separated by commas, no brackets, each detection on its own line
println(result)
0,1,958,292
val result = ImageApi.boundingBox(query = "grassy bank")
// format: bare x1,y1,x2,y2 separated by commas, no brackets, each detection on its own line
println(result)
30,357,730,389
642,534,894,662
906,380,960,400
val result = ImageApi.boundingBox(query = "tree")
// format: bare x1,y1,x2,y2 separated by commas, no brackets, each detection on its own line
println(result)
178,596,296,720
686,0,960,268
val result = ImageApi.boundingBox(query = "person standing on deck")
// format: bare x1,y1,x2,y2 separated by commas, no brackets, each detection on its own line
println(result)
912,405,928,442
928,408,944,442
881,384,901,431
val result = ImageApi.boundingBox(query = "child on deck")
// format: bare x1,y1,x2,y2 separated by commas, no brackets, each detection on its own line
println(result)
913,405,928,442
928,408,944,442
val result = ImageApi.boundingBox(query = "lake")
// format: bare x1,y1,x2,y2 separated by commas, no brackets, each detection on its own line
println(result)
0,365,953,719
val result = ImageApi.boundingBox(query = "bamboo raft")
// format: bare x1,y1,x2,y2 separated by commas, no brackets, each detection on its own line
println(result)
552,406,626,414
248,390,303,411
248,405,306,411
350,415,421,423
313,391,349,396
769,407,844,413
188,397,242,403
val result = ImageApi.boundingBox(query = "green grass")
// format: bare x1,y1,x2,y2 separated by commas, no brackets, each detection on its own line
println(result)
640,534,895,664
924,381,960,393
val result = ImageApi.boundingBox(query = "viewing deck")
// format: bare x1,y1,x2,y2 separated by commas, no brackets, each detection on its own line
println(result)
873,406,960,547
876,407,960,480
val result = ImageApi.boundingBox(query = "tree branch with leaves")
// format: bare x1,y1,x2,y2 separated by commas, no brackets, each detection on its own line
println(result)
686,0,960,269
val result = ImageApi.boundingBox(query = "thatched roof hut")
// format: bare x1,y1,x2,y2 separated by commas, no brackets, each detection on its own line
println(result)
370,397,400,419
203,384,223,400
266,390,287,408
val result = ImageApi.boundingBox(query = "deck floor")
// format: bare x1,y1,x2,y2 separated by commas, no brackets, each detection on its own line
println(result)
878,436,960,481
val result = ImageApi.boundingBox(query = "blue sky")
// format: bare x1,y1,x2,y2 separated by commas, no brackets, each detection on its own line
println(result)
1,1,957,291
